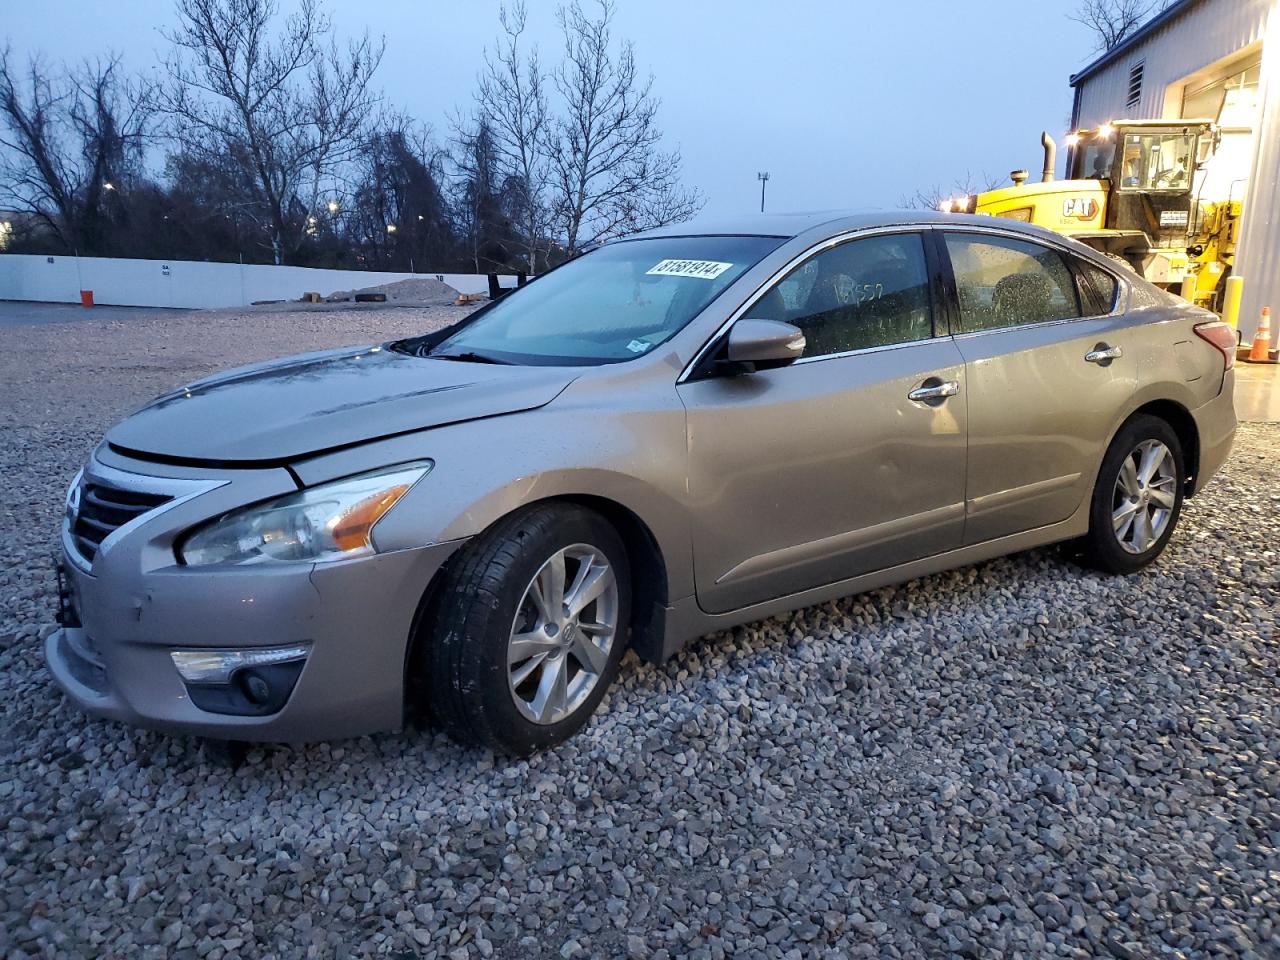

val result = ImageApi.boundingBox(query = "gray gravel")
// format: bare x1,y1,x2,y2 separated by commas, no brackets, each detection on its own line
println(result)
2,301,1279,959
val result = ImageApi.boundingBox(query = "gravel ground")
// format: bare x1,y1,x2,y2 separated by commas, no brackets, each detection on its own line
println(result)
2,301,1279,960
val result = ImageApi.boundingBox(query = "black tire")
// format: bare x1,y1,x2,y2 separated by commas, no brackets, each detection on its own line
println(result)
1103,251,1140,276
1078,414,1185,575
1212,267,1234,318
417,503,630,754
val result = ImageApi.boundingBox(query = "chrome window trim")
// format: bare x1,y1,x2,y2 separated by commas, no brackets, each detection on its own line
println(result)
677,225,938,383
63,456,227,573
790,337,935,366
949,310,1123,342
925,223,1131,339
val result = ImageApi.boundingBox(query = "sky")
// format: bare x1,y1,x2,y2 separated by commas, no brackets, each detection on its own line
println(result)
3,0,1105,217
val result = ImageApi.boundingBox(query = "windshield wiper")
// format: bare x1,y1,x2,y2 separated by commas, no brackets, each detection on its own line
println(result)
428,349,510,365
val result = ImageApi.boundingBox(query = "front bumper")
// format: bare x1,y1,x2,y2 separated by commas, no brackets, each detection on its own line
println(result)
47,541,461,741
45,453,464,742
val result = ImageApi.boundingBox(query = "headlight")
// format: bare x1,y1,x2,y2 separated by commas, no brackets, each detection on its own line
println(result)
179,461,431,566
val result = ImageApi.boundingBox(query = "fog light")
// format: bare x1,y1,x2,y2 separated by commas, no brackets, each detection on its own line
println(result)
171,644,309,683
171,645,309,717
239,670,272,705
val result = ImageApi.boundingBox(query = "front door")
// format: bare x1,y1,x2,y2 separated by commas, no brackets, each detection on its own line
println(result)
677,231,968,615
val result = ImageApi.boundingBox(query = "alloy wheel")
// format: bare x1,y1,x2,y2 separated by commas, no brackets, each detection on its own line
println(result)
507,543,619,725
1111,438,1177,554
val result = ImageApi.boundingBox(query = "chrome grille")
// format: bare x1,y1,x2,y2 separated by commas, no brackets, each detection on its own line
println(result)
71,481,172,563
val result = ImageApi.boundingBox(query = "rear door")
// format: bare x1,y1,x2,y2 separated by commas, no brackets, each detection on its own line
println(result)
937,229,1137,545
677,229,968,614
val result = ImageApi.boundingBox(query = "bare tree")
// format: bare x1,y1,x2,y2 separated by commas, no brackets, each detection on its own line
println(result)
159,0,384,264
452,118,519,273
1069,0,1165,52
548,0,700,257
475,2,550,273
0,48,153,253
899,171,1006,211
347,116,455,271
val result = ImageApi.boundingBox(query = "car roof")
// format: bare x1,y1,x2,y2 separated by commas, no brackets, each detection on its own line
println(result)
625,210,1042,242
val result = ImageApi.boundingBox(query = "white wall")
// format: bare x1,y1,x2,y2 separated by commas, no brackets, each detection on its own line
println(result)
1071,0,1277,338
1235,6,1280,338
0,254,515,309
1073,0,1271,128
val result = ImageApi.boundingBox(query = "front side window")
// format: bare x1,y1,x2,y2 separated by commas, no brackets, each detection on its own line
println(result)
748,233,933,358
944,234,1081,332
432,235,782,365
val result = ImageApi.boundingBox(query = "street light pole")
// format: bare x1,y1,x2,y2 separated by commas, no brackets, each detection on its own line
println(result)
757,172,770,213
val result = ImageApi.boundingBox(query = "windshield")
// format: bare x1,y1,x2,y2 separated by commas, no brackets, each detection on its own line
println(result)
431,235,783,365
1076,141,1114,180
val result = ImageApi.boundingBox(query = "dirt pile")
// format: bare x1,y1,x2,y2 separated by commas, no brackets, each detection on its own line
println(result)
327,276,460,303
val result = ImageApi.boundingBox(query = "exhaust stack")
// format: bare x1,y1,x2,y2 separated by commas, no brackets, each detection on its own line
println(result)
1041,131,1057,183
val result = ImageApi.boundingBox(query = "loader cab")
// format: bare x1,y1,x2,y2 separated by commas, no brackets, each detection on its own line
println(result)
1066,120,1214,249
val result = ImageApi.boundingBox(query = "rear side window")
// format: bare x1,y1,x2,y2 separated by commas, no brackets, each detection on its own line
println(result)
1074,259,1120,315
944,234,1081,332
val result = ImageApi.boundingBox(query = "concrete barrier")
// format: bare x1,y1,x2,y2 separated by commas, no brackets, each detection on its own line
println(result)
0,254,513,309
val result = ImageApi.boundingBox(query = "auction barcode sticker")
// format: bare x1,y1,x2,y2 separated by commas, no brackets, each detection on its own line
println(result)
646,259,733,280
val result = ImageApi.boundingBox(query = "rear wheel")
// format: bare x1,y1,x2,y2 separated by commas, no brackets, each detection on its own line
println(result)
417,504,630,754
1078,415,1185,574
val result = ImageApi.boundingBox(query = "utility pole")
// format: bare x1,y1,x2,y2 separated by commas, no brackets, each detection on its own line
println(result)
757,172,770,213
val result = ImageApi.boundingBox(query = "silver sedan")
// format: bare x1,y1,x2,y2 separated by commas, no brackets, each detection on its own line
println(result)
47,212,1237,753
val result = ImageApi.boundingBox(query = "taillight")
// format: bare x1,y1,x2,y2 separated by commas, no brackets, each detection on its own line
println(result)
1194,321,1236,370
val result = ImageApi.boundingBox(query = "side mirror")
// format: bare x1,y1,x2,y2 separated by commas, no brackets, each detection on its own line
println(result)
724,319,806,370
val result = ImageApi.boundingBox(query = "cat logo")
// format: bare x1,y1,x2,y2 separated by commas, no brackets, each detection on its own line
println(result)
1062,197,1099,220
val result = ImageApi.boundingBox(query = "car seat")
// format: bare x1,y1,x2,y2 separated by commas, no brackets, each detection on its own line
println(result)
991,272,1053,328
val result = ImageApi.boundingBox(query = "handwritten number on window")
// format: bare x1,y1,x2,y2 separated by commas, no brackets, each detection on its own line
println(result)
856,283,883,305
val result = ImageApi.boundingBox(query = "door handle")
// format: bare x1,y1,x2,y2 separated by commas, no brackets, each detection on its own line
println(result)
1085,344,1123,364
908,379,960,404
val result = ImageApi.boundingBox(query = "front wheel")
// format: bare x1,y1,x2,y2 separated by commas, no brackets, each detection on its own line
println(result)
417,504,630,754
1102,250,1141,275
1078,415,1185,574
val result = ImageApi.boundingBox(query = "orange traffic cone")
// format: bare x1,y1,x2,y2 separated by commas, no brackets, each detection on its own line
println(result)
1246,307,1276,364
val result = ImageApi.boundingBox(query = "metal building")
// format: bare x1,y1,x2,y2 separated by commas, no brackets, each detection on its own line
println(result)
1070,0,1279,340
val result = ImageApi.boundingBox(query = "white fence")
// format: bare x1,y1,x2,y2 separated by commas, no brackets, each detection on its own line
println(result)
0,253,509,309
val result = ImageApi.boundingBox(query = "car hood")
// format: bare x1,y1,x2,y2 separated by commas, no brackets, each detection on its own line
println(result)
105,345,577,464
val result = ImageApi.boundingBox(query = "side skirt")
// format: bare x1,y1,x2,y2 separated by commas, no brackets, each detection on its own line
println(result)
657,503,1091,660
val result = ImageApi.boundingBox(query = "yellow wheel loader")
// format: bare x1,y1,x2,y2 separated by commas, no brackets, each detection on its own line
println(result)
944,120,1239,311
